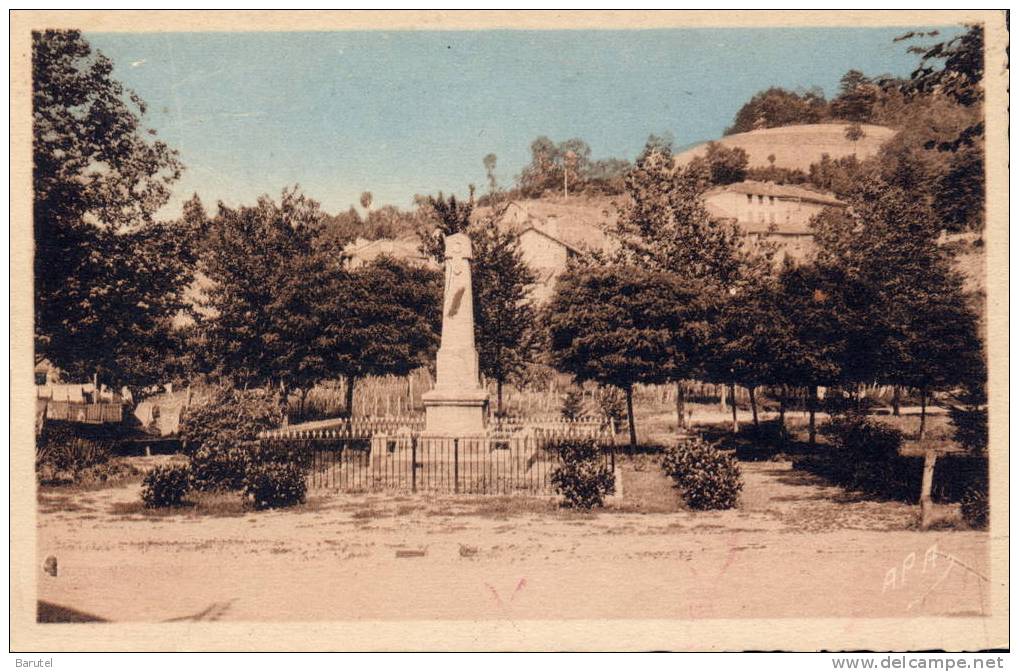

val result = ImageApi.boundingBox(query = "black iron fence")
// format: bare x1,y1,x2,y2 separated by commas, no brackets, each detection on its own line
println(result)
259,433,617,495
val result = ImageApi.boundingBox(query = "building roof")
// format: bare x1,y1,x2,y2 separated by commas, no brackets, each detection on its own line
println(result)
476,197,617,254
343,235,435,267
706,180,845,208
517,225,584,255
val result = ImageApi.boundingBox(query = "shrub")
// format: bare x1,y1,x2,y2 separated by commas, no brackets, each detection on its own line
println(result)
243,461,307,510
178,385,285,454
960,484,989,529
596,387,626,431
949,403,988,455
821,413,903,461
549,438,615,509
561,389,585,420
188,443,252,491
662,437,743,510
141,464,193,508
34,423,135,486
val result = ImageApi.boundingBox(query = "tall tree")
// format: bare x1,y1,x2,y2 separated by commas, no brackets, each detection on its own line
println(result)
546,264,685,447
321,256,442,418
611,137,763,429
33,29,191,387
196,188,340,400
470,222,538,416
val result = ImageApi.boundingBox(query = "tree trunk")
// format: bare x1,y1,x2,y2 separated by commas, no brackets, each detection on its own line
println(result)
729,382,739,434
919,446,938,529
675,381,686,431
778,386,787,434
892,385,901,416
918,386,928,440
625,386,637,448
749,385,759,428
808,385,818,447
496,378,504,417
345,374,356,423
718,384,727,413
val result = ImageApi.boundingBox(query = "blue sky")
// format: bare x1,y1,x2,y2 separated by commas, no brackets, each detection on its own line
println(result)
85,27,961,218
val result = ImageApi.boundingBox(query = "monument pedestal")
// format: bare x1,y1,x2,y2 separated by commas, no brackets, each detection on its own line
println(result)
422,387,489,435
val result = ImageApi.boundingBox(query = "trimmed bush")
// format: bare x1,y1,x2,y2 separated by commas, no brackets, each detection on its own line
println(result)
960,484,989,529
178,385,285,454
662,437,743,510
821,413,903,461
141,464,193,508
549,438,615,509
243,461,307,510
188,443,252,491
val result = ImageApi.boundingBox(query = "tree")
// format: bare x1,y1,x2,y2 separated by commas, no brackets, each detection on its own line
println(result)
704,142,749,185
470,222,538,416
831,70,878,122
196,188,340,402
725,86,828,135
321,256,442,419
483,153,500,197
546,264,685,447
359,191,373,217
611,137,763,430
33,29,191,388
812,178,984,438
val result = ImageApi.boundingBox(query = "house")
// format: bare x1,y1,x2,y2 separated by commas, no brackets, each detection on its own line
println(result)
479,197,618,302
342,236,437,270
703,180,846,262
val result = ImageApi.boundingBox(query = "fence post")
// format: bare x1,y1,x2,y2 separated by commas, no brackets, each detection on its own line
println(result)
453,438,459,494
411,436,417,493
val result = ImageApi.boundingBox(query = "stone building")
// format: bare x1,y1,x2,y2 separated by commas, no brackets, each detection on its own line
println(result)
703,180,846,262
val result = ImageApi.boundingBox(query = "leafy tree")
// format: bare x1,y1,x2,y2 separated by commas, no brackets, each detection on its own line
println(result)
321,256,442,418
546,264,686,447
33,29,191,387
725,86,828,135
470,221,538,416
196,188,340,402
704,142,749,185
611,137,763,429
812,178,984,437
830,70,878,122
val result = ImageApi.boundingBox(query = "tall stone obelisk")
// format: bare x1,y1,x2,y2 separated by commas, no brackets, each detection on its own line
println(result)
422,232,490,434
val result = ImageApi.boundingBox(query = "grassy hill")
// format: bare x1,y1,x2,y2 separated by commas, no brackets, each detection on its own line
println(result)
675,123,897,172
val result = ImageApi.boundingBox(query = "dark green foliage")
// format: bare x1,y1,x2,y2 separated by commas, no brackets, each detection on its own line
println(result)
189,443,253,492
960,483,988,529
179,386,285,453
197,188,342,392
703,141,749,185
243,461,307,510
33,30,193,387
546,264,699,445
821,414,904,461
179,386,286,491
36,424,127,486
141,465,193,508
661,438,743,510
725,86,828,135
322,255,443,416
948,403,988,455
595,387,626,429
561,389,585,420
549,438,615,509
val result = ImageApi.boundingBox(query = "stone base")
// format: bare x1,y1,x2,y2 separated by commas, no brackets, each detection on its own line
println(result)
421,388,489,435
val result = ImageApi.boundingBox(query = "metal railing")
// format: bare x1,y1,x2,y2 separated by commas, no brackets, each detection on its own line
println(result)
259,433,617,495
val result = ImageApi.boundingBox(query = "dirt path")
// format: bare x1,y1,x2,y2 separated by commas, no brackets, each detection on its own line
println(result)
36,462,989,622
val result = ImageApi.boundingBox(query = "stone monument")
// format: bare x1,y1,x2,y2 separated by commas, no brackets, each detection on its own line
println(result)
421,232,490,434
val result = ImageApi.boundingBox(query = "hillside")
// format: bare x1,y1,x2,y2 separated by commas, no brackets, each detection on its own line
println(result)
674,123,897,172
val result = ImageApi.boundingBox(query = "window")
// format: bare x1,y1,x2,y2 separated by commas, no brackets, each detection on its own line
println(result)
746,194,753,203
757,195,764,204
769,196,775,205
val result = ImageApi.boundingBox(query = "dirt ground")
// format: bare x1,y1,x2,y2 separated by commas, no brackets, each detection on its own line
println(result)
36,461,990,622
